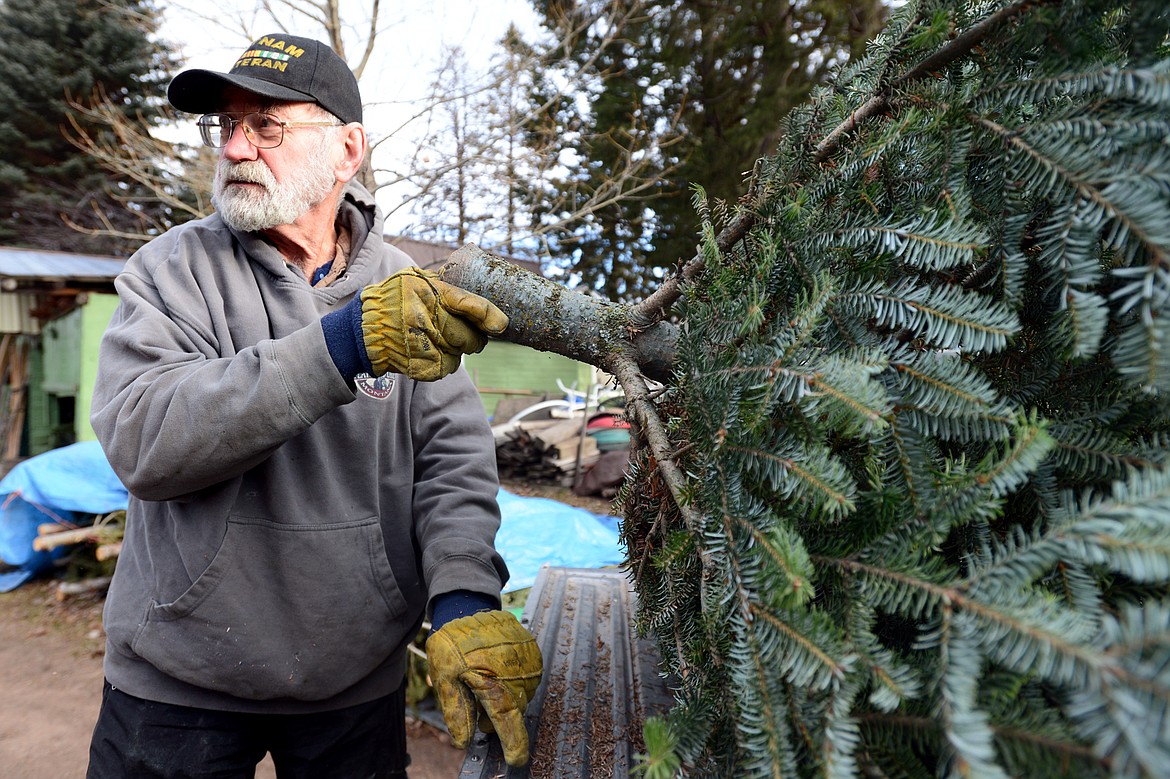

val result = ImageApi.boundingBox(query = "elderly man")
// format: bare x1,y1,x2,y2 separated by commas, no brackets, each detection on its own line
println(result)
86,34,541,779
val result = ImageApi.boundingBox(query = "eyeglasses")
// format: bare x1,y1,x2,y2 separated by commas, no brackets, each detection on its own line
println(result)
196,112,342,149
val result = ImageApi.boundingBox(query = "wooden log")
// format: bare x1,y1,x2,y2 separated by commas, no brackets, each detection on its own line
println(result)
2,336,29,464
531,419,586,450
56,576,113,601
514,419,561,434
33,527,102,551
493,417,561,446
548,451,601,472
496,419,613,484
549,435,600,463
96,542,122,561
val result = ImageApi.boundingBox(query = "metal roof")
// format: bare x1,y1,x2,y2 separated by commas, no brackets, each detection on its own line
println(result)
0,246,124,286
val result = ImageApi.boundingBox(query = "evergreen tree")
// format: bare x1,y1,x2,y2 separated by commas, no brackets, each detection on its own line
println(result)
0,0,178,255
602,0,1170,775
521,0,885,301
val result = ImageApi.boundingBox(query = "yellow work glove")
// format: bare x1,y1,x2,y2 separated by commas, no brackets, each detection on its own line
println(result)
425,610,543,767
361,267,508,381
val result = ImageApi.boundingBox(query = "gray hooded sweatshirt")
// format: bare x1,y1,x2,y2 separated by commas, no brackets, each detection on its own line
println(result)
90,182,507,714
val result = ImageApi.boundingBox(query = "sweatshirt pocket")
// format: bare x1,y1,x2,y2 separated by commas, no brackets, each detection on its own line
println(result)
132,515,410,701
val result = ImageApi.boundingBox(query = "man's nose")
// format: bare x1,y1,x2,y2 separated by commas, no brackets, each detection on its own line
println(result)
222,122,259,161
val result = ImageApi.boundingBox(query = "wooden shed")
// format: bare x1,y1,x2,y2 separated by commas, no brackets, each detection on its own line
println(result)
0,246,123,473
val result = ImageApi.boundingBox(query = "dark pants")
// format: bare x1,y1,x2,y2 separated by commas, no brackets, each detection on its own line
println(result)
86,681,410,779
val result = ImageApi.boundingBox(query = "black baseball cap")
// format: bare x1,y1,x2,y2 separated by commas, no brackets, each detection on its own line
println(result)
168,34,362,124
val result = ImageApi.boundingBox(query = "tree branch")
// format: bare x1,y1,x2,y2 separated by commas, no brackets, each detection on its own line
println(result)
439,244,678,383
606,350,704,534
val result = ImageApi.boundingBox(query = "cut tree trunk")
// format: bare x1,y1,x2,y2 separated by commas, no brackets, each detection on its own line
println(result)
439,245,679,384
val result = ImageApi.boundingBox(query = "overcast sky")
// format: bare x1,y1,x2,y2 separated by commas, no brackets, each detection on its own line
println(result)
161,1,539,102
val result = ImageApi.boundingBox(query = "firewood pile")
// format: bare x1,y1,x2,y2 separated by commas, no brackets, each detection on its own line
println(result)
495,417,601,486
32,510,124,600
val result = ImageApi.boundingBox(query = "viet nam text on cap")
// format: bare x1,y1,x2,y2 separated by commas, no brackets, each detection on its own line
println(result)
168,34,362,125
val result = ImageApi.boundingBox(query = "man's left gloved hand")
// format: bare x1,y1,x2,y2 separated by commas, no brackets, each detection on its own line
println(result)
320,267,508,383
425,610,543,767
359,268,508,381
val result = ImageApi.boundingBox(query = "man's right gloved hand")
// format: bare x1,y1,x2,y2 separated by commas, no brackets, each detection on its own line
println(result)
322,267,508,383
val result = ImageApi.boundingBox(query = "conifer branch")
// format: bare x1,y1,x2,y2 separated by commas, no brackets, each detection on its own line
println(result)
622,2,1170,772
736,519,810,598
745,629,790,766
855,712,1105,765
717,494,760,622
752,606,849,679
606,350,703,533
728,445,856,515
815,0,1044,164
971,114,1170,265
821,555,1170,703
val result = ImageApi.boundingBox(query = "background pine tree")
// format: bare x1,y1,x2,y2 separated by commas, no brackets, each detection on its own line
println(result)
614,0,1170,776
518,0,886,302
0,0,177,255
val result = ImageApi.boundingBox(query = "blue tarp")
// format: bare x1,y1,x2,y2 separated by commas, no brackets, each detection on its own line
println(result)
0,441,623,594
0,441,128,592
495,488,624,592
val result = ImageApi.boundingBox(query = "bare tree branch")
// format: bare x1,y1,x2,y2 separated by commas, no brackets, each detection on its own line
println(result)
73,0,680,253
65,89,215,240
396,2,686,256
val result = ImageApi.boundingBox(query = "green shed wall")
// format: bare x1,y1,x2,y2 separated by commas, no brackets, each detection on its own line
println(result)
464,342,593,419
78,293,119,443
21,293,118,454
40,310,81,396
25,347,49,455
30,311,80,454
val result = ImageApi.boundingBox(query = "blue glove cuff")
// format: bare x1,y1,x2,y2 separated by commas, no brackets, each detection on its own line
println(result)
431,590,499,633
322,293,374,380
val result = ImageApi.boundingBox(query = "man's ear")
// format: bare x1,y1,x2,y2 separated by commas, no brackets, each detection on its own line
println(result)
334,123,368,184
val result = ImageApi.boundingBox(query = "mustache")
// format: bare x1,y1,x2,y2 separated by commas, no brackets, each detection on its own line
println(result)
217,159,276,188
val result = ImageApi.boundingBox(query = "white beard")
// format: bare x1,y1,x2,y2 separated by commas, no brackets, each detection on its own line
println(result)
212,138,337,232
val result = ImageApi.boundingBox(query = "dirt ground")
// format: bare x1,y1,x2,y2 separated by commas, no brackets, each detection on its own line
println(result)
0,480,616,779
